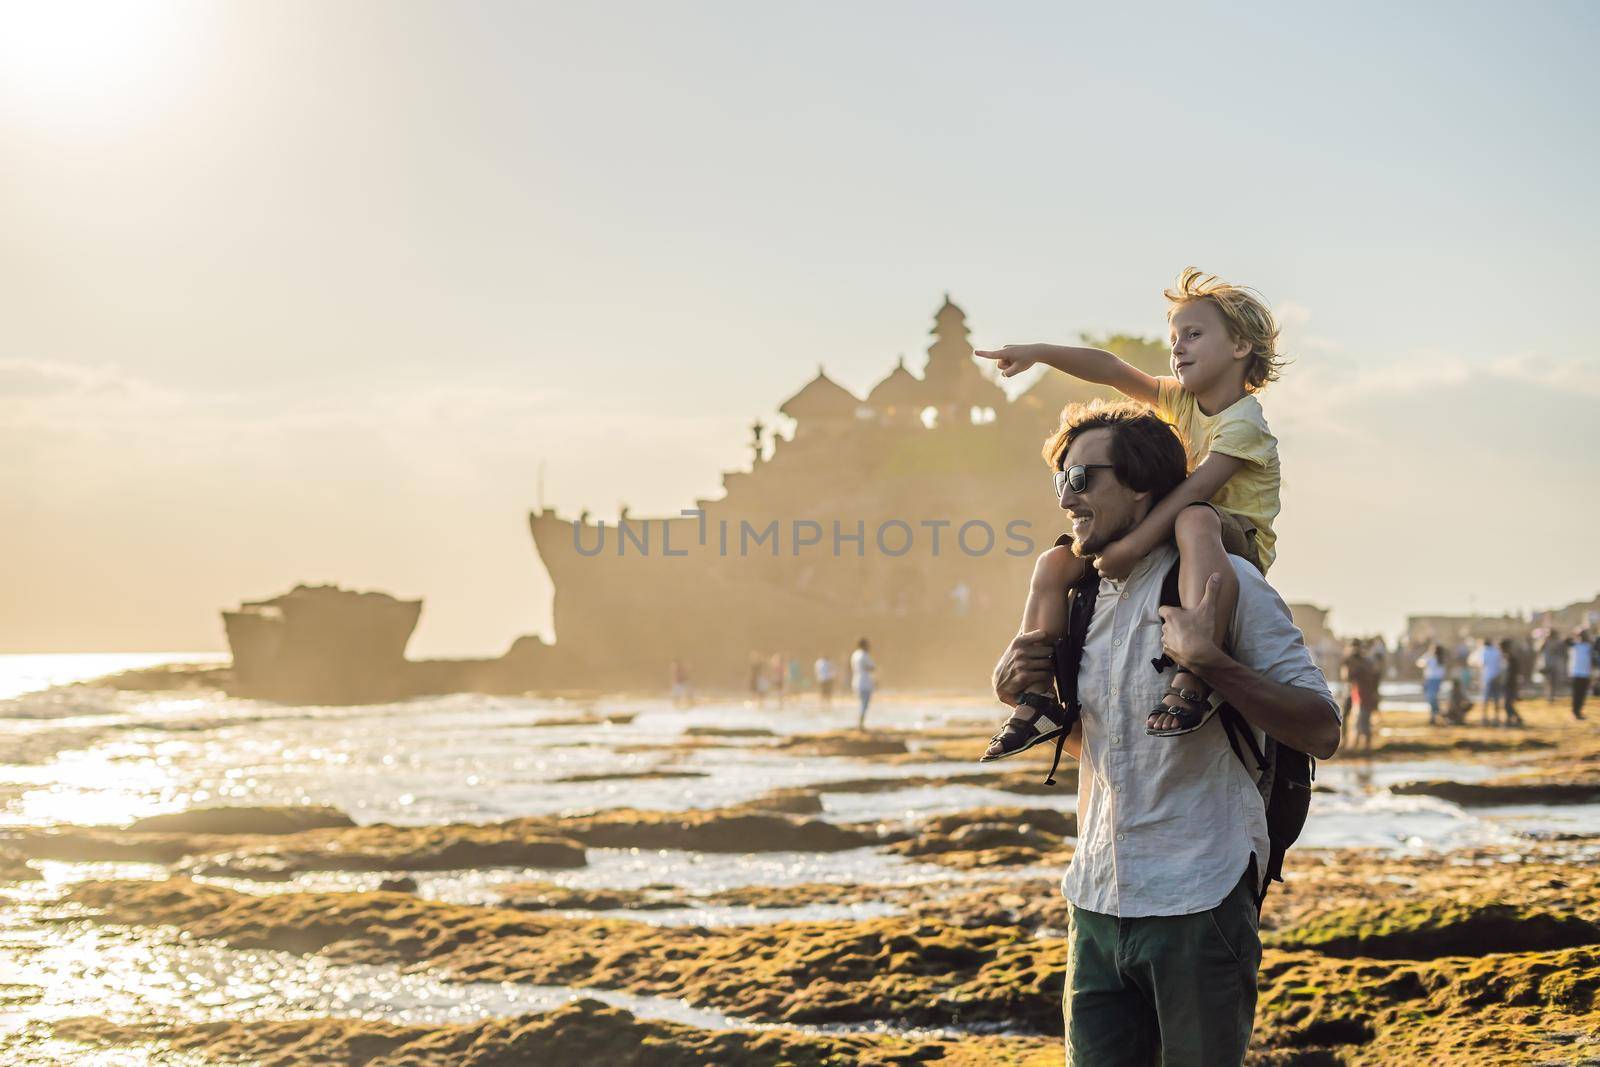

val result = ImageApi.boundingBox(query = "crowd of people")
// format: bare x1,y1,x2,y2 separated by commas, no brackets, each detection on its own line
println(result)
667,639,882,727
1338,625,1599,748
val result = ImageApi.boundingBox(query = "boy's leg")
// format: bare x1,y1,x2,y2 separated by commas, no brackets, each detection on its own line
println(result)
1021,545,1081,684
982,545,1085,760
1150,505,1240,734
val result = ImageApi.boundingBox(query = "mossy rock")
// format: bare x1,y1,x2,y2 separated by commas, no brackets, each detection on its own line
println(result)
51,1000,1059,1066
1272,900,1600,959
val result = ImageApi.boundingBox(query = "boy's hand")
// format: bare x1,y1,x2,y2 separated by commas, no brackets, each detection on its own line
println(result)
974,344,1043,378
1092,539,1137,580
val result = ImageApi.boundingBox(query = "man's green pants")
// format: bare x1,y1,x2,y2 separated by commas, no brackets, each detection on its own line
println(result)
1063,866,1261,1066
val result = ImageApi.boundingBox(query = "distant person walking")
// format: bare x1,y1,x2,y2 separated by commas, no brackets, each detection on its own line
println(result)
850,638,876,730
748,652,769,708
814,655,836,708
1471,638,1504,726
1418,644,1447,726
1351,648,1380,753
1569,630,1593,721
669,659,693,708
1498,639,1524,727
770,652,787,709
1339,640,1362,743
1540,632,1567,701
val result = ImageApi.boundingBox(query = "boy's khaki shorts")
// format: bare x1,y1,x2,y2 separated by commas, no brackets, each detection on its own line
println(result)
1190,503,1263,574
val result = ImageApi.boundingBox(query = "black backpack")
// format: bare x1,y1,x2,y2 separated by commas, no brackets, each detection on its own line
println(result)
1053,559,1315,905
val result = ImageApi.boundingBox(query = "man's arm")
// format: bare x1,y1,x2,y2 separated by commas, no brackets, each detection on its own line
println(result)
1187,646,1341,759
975,344,1162,406
1159,573,1342,759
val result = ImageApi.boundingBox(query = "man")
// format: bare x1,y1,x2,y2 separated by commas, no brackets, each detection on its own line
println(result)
1499,638,1524,727
814,654,836,708
851,638,876,730
1471,637,1504,725
991,401,1340,1066
1351,642,1381,752
1540,631,1567,702
1569,629,1593,721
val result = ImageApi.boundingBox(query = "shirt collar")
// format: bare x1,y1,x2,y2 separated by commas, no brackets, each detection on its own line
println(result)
1101,543,1175,594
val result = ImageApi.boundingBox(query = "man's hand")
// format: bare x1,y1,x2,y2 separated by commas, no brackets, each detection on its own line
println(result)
993,628,1056,706
1092,538,1138,580
1158,572,1225,674
974,344,1044,378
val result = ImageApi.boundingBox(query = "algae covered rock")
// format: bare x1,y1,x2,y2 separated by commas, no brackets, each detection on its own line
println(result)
525,808,878,852
888,807,1076,868
1272,899,1600,959
52,1000,1059,1066
187,824,587,878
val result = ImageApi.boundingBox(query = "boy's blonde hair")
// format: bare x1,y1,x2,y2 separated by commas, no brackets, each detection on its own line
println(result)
1163,267,1285,391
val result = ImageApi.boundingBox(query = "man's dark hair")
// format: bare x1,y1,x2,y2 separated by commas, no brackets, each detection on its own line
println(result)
1041,399,1188,501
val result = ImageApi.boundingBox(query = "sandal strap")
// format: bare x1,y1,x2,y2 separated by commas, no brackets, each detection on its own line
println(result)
1164,684,1207,705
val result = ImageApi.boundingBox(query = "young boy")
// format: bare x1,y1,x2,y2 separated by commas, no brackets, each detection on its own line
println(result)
977,267,1285,762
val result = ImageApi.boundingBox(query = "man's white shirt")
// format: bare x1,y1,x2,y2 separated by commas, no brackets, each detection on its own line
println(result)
1060,544,1337,918
850,649,875,692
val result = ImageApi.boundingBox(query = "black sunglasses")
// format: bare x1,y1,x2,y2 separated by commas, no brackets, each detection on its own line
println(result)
1053,463,1114,497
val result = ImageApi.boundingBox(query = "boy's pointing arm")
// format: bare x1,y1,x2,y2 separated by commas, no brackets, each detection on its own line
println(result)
975,344,1162,406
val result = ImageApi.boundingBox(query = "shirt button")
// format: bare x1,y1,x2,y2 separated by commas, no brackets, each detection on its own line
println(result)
1110,686,1118,695
1111,734,1122,745
1113,639,1122,647
1116,832,1126,841
1120,592,1129,600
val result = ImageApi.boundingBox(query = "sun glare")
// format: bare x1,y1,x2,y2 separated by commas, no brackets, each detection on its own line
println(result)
0,0,191,123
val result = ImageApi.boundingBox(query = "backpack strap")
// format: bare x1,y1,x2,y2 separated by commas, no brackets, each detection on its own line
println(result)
1149,561,1183,675
1219,704,1269,776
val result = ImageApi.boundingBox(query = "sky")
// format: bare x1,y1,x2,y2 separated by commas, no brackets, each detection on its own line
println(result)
3,0,1598,656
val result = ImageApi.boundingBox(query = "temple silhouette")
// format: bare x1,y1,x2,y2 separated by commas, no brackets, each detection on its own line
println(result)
519,297,1171,690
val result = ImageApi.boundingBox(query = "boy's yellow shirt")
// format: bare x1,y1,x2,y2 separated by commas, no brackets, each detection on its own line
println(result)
1154,376,1281,572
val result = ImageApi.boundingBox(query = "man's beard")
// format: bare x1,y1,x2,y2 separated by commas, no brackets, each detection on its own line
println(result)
1070,516,1133,560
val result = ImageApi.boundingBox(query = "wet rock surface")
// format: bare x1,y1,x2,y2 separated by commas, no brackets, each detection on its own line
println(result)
0,845,41,881
65,879,1073,1033
888,808,1077,869
185,824,589,878
495,879,936,913
524,807,888,852
10,821,587,875
1391,776,1600,805
125,805,357,835
10,804,890,875
52,1000,1059,1066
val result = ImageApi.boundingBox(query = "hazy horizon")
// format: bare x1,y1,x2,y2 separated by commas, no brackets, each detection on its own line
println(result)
5,1,1598,656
